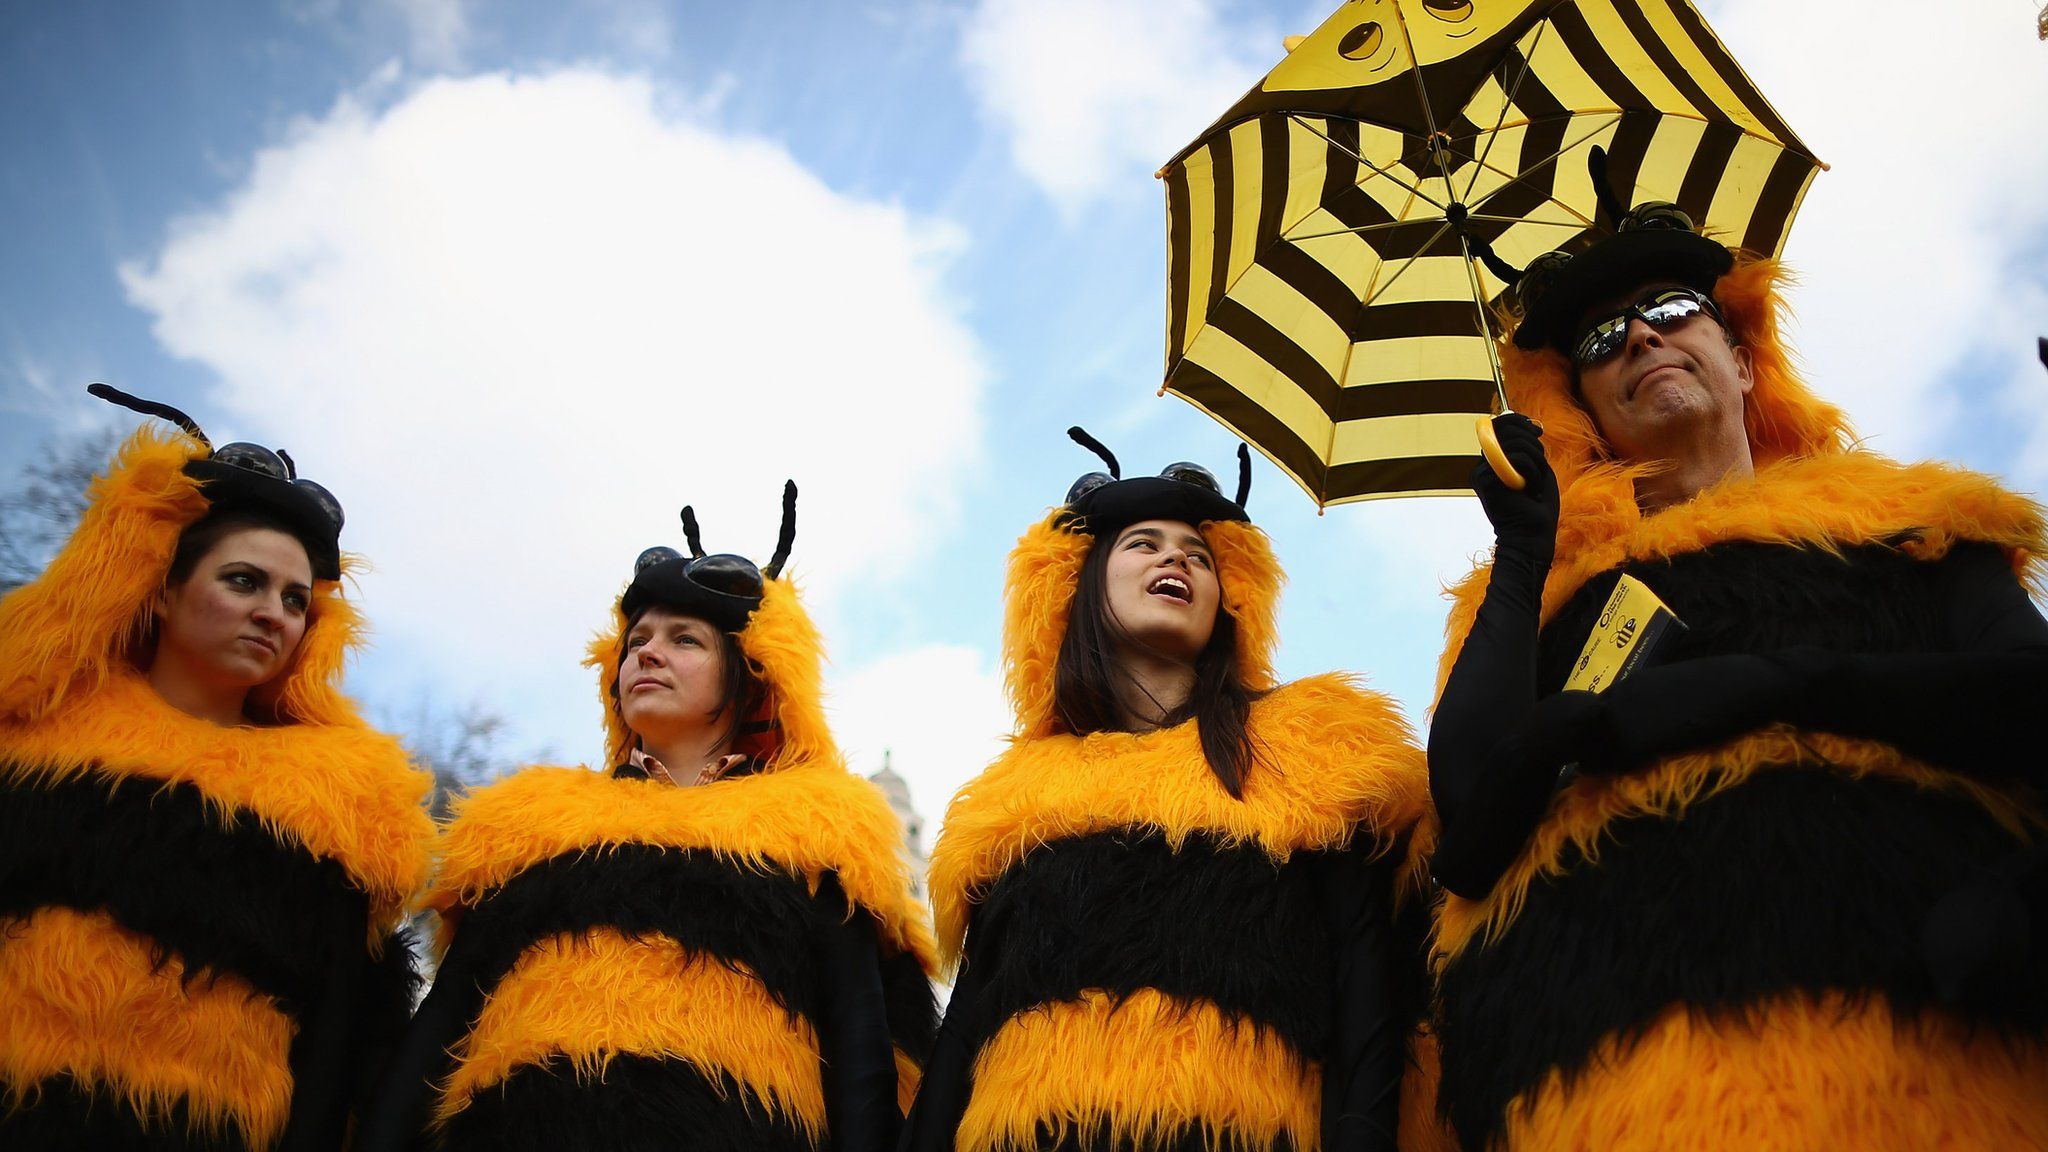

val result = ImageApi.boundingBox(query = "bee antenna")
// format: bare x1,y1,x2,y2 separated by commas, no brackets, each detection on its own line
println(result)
1066,426,1120,479
1587,146,1629,227
679,507,706,559
86,383,210,447
764,480,797,580
1234,442,1252,508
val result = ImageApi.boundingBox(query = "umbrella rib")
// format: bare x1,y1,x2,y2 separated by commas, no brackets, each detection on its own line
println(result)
1463,20,1550,205
1358,218,1455,311
1290,115,1449,214
1463,113,1623,224
1388,4,1445,141
1285,218,1447,244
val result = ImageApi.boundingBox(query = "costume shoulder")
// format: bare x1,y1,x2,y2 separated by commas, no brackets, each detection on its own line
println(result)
437,757,934,964
1435,452,2048,702
930,672,1424,959
0,671,432,926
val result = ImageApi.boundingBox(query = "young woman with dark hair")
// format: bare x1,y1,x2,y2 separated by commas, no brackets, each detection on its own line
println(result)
901,431,1432,1152
0,386,435,1151
360,487,939,1152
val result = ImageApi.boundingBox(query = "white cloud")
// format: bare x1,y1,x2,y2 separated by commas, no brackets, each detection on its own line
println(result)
121,69,985,758
958,0,1278,211
1705,0,2048,481
828,642,1010,842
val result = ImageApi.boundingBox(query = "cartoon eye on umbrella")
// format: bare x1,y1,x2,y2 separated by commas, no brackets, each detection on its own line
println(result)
1157,0,1824,506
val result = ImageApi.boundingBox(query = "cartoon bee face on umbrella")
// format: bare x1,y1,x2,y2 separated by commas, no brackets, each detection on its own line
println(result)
1261,0,1542,95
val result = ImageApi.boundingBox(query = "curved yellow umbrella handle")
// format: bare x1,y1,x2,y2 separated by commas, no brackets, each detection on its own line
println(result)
1474,417,1527,491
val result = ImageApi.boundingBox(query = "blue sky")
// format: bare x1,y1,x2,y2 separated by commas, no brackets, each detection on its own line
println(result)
6,0,2046,828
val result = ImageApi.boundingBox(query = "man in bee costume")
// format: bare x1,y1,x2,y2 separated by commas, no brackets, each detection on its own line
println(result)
359,484,938,1152
1427,157,2048,1150
0,386,437,1150
904,432,1433,1152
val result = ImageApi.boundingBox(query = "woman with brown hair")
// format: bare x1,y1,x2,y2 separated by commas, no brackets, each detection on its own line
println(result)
902,429,1431,1152
362,485,938,1152
0,385,435,1150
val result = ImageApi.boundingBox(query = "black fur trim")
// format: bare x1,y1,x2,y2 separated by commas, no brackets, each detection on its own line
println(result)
0,1074,247,1152
1538,542,1943,691
439,1053,816,1152
881,947,940,1067
457,845,832,1024
964,832,1330,1058
0,772,374,1010
1434,768,2047,1151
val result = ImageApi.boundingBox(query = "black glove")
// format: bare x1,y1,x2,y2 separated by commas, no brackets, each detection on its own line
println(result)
1472,413,1560,564
1432,690,1607,898
1571,654,1809,776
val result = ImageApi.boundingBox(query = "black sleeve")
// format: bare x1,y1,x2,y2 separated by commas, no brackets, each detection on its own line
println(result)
812,873,901,1152
897,935,990,1152
273,889,374,1152
1310,838,1409,1152
354,919,489,1152
1427,415,1564,899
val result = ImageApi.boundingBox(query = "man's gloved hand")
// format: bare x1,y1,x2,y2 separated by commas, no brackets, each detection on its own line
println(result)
1569,652,1819,776
1473,413,1561,563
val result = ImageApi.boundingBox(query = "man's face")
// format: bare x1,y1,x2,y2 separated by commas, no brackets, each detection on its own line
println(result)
1572,280,1754,464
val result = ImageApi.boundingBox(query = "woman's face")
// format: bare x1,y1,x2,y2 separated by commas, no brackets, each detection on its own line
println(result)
155,527,314,690
1102,518,1220,662
618,607,728,746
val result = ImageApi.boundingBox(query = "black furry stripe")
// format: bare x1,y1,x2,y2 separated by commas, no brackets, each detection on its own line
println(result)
0,771,371,1009
965,832,1330,1058
882,947,939,1066
439,1053,816,1152
1537,542,1944,691
1434,768,2046,1151
457,845,831,1023
0,1073,247,1152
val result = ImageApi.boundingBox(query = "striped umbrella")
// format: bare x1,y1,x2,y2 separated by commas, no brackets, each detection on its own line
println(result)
1160,0,1823,506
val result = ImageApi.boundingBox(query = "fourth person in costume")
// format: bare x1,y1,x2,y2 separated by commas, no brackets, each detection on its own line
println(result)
1427,189,2048,1150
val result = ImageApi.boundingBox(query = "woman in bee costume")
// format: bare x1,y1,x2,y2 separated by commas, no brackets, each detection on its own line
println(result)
1427,169,2048,1151
360,484,938,1152
902,430,1431,1152
0,385,436,1150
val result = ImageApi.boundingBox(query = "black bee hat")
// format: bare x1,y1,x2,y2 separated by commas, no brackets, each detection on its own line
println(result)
621,481,796,632
1059,426,1251,536
88,383,346,580
1506,147,1734,354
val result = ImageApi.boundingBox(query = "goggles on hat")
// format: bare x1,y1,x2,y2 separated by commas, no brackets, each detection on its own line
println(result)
1571,286,1725,366
630,547,765,601
1067,459,1226,505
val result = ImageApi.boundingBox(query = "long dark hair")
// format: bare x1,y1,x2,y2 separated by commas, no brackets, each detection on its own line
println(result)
1051,532,1260,797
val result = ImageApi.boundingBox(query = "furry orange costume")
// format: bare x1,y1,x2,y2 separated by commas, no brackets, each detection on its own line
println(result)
0,420,435,1151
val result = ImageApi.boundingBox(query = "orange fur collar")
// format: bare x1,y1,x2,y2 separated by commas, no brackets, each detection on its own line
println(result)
0,671,432,926
929,673,1425,964
434,758,935,968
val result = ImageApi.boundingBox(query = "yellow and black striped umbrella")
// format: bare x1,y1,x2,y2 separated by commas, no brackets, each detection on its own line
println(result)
1161,0,1822,506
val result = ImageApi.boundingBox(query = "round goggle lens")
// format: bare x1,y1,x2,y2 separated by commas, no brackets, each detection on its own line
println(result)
634,546,684,575
687,553,765,598
1065,472,1113,505
211,442,290,480
1158,462,1221,494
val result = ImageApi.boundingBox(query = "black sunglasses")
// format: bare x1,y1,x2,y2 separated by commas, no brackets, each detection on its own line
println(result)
1067,460,1224,505
1571,287,1724,366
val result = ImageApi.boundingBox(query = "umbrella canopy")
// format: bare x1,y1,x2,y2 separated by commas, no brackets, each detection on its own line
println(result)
1161,0,1823,507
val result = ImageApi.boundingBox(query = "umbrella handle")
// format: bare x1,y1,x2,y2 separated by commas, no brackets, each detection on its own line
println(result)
1475,417,1527,491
